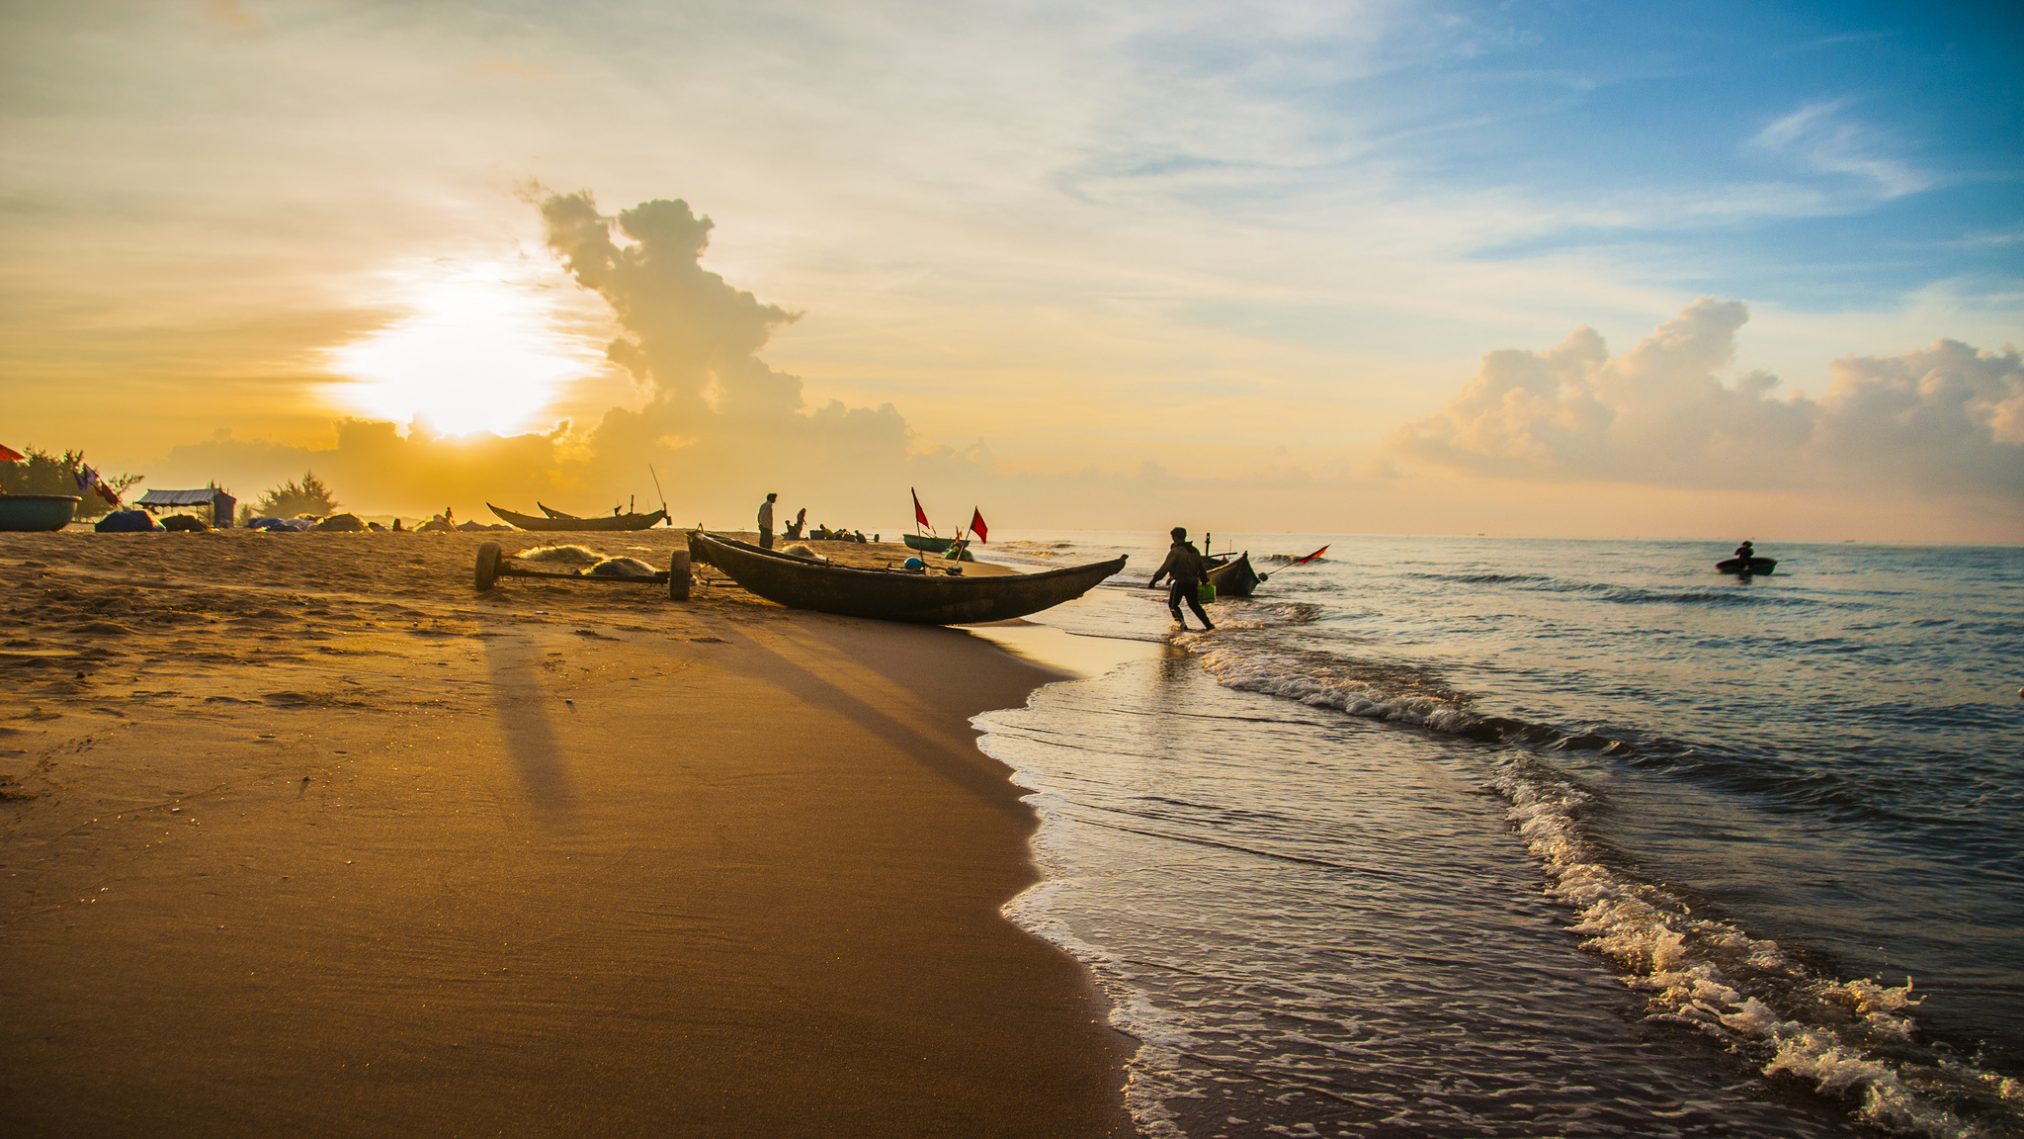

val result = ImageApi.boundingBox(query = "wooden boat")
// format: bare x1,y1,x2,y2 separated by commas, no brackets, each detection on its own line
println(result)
0,494,80,531
488,503,668,531
902,533,973,561
690,532,1125,624
1717,556,1777,575
1206,552,1259,598
537,502,582,520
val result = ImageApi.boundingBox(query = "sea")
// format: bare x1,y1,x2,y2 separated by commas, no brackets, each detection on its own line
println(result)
962,533,2024,1139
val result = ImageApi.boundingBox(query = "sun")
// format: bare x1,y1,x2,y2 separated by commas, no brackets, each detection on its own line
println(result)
327,262,597,436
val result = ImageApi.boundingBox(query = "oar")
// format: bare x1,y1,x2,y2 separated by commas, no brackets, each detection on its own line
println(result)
1258,544,1329,582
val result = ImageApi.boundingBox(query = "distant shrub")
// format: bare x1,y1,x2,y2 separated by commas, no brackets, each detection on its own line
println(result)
249,471,341,519
0,447,140,519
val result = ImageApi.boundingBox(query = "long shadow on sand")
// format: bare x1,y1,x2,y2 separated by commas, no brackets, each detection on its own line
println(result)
479,630,579,822
722,622,1036,824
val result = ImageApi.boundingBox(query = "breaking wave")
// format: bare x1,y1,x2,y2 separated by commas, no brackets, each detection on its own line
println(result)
1492,755,2024,1138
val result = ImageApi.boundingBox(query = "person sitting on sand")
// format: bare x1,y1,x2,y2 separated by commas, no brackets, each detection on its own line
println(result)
1148,526,1215,632
785,508,807,540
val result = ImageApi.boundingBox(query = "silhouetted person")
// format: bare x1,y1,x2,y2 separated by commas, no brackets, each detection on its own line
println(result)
1735,539,1755,562
1149,526,1215,631
758,492,778,550
785,507,807,540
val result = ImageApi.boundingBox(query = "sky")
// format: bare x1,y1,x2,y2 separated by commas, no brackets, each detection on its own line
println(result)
2,0,2020,542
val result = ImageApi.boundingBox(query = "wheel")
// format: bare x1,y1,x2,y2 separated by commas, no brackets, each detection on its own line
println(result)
475,542,502,591
667,548,692,601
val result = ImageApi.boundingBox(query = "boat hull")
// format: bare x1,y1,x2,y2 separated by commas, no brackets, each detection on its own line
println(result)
489,503,668,531
1716,557,1778,575
902,533,962,553
691,532,1125,624
0,494,80,532
1207,552,1259,598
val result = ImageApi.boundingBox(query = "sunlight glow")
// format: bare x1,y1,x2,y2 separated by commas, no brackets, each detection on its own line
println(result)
327,263,596,436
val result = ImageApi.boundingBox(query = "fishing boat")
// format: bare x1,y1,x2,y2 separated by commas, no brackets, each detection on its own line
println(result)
1716,556,1778,575
902,533,962,554
488,503,669,532
1206,551,1260,598
537,502,583,520
689,531,1125,624
0,493,80,531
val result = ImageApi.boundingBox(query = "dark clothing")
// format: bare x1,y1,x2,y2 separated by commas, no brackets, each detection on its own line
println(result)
758,498,776,550
1150,540,1209,587
1150,540,1214,629
1166,580,1212,628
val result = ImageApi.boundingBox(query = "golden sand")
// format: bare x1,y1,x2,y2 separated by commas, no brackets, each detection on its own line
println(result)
0,528,1133,1137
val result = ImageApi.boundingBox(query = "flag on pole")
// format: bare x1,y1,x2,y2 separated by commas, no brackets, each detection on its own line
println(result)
968,508,988,543
0,443,22,462
912,487,931,530
74,462,122,507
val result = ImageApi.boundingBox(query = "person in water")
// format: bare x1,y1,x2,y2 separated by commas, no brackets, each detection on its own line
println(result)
1149,526,1215,631
1735,539,1756,562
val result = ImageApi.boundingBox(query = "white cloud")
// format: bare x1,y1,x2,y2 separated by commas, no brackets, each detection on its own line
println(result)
1392,298,2023,500
1749,100,1931,200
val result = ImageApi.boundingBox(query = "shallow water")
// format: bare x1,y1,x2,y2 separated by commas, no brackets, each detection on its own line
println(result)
971,534,2024,1138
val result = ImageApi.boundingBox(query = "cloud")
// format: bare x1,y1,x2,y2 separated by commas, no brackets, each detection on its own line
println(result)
157,188,978,525
1391,298,2023,500
1749,101,1930,200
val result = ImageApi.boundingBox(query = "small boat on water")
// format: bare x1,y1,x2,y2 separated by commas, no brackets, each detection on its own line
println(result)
689,531,1125,624
1206,551,1260,598
0,494,80,532
1717,556,1778,575
489,503,668,532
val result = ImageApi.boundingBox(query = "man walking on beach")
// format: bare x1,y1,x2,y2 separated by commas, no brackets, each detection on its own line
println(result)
1149,526,1215,631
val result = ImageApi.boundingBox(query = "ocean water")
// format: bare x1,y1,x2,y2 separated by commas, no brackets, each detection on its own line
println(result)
968,534,2024,1139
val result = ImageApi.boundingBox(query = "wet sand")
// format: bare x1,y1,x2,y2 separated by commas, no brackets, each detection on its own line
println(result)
0,528,1135,1137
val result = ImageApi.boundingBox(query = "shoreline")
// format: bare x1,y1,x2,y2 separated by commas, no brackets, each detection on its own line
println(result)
0,529,1136,1137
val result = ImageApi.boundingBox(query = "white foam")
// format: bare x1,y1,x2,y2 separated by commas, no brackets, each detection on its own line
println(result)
1490,754,2018,1138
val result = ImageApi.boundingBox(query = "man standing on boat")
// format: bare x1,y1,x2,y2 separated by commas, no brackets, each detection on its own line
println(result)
758,492,778,550
1149,526,1215,631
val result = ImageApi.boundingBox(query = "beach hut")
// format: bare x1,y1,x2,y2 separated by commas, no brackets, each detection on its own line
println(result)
137,487,237,528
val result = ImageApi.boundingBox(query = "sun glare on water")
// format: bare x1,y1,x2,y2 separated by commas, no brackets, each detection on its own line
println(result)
328,264,595,437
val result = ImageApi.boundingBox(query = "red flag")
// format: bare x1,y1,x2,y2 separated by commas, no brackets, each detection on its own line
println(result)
1293,545,1328,565
0,443,22,462
968,509,988,543
912,488,931,529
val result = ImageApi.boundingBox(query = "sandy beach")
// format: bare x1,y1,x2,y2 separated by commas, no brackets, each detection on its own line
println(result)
0,528,1135,1138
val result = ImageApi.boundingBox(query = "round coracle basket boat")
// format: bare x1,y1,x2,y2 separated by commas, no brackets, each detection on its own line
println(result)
0,494,80,532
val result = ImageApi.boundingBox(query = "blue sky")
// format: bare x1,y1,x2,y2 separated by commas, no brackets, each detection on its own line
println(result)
3,0,2019,539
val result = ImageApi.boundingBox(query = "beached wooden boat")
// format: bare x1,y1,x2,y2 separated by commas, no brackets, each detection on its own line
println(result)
902,533,973,561
1717,556,1777,575
0,494,80,531
690,531,1125,624
1206,551,1260,598
488,503,668,531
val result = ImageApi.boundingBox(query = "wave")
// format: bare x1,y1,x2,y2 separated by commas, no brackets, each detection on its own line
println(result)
1406,570,1858,609
1492,754,2024,1138
1189,640,2012,846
